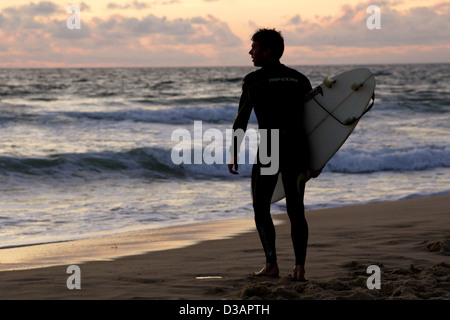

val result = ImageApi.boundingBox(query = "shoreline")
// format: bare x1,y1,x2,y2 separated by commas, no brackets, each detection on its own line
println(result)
0,215,264,272
2,192,448,266
0,194,449,300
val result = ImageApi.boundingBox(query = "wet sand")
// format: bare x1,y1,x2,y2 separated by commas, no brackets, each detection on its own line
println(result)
0,195,449,300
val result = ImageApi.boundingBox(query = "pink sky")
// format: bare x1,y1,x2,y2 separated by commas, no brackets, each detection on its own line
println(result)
0,0,449,67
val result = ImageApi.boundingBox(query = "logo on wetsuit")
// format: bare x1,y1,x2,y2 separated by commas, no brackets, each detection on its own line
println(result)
268,77,299,83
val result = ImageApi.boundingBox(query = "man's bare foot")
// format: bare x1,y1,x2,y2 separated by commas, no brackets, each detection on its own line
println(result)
251,262,279,278
293,265,307,282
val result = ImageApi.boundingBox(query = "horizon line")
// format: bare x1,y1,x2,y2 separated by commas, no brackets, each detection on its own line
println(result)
0,61,449,69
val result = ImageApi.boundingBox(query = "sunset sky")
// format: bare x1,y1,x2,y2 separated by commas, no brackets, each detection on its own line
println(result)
0,0,448,67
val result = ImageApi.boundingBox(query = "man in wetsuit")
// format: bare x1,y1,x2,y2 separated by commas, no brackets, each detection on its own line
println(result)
228,28,320,281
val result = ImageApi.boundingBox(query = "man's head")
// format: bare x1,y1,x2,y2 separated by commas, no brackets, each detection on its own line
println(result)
249,28,284,67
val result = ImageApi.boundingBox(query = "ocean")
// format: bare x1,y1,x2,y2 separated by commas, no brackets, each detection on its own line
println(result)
0,64,449,249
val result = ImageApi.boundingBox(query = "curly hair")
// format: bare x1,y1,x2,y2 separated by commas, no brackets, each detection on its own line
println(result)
251,28,285,60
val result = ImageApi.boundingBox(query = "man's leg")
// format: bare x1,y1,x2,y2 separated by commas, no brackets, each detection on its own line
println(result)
251,163,279,277
281,170,308,281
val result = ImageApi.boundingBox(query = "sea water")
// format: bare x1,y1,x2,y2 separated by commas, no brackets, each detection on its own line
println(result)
0,64,449,248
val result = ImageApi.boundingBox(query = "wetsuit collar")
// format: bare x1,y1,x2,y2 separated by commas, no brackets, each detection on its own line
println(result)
261,60,281,69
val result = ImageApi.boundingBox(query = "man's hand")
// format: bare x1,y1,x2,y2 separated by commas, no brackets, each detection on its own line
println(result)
228,157,239,175
310,169,322,178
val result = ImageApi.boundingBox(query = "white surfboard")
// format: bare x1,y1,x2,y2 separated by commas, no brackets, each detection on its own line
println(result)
269,67,376,203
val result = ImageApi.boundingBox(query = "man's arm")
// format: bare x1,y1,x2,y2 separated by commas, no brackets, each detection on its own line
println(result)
228,79,253,174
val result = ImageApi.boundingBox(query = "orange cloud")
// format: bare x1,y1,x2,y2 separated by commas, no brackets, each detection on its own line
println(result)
0,1,243,67
0,0,448,67
283,0,450,48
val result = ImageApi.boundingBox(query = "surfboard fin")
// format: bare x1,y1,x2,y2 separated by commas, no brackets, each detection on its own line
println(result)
351,81,363,91
323,76,336,88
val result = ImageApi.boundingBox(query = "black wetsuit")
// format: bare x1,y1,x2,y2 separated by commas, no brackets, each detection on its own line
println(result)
231,61,312,266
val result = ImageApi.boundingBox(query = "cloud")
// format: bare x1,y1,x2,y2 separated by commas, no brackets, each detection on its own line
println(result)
1,0,448,67
283,0,450,48
107,1,151,10
79,2,91,11
0,1,241,44
287,15,301,25
2,1,58,16
106,0,181,10
0,1,242,67
80,14,242,46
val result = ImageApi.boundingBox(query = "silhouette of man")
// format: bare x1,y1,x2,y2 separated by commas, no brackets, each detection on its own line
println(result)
228,28,320,281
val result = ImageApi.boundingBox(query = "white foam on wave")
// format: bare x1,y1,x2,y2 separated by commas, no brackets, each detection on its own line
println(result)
326,146,450,173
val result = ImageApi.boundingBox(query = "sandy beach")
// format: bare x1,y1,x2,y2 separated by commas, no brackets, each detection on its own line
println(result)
0,195,449,301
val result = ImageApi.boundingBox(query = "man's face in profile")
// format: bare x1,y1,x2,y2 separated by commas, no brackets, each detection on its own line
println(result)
249,41,271,67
